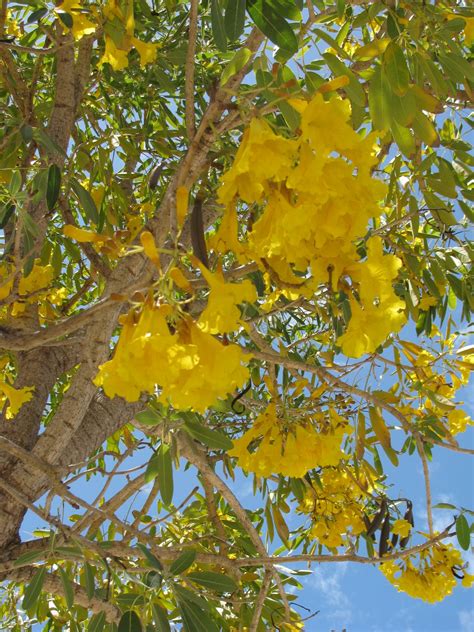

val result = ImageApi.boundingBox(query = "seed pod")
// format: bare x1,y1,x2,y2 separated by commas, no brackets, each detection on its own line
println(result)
366,499,387,537
148,162,165,190
379,514,391,557
451,566,465,580
363,514,376,541
190,196,209,268
391,532,399,548
400,501,414,549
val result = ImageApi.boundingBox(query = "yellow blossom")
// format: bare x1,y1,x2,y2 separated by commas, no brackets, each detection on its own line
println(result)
0,380,35,419
131,37,158,67
56,0,96,40
392,518,412,538
99,36,130,71
380,543,471,603
197,264,256,334
447,409,473,435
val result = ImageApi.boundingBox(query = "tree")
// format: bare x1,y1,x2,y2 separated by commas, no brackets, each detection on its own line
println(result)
0,0,472,629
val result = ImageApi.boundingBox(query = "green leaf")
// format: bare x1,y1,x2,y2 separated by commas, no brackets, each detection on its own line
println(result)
118,611,143,632
134,408,162,427
369,406,392,451
22,567,46,611
424,389,455,411
144,453,160,483
116,594,147,608
84,562,95,599
157,443,173,506
433,502,457,510
368,65,391,131
322,53,366,107
57,11,73,28
88,612,106,632
220,47,251,85
183,419,233,451
211,0,227,52
152,603,171,632
412,111,439,147
390,119,416,158
136,544,163,571
59,567,74,609
247,0,298,58
46,164,61,211
225,0,246,41
13,549,45,567
438,53,473,85
32,128,67,158
186,571,237,594
8,170,21,195
383,42,409,96
456,514,470,551
70,178,99,224
177,600,219,632
169,549,196,575
389,88,417,127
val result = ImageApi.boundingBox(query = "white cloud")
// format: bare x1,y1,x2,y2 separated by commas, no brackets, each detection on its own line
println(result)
459,609,474,632
304,564,352,625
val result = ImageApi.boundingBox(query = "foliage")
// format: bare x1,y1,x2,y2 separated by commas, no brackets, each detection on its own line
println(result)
0,0,473,630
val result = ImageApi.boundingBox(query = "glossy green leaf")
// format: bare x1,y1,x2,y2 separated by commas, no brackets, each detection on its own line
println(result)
456,514,470,551
225,0,246,41
187,571,237,594
59,567,74,609
177,600,219,632
322,53,365,106
368,65,391,131
157,443,173,506
383,42,410,96
390,119,416,158
136,543,163,571
70,178,99,224
134,408,162,426
169,549,196,575
46,164,61,211
412,111,439,147
247,0,298,57
211,0,227,52
22,567,46,611
152,603,171,632
118,611,143,632
220,47,251,85
84,562,95,599
88,612,106,632
144,453,160,483
183,419,233,450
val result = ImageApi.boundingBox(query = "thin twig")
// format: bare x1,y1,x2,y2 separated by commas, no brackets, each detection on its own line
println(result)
185,0,198,142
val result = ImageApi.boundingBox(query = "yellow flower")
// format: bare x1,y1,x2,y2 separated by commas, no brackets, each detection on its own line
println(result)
380,543,470,603
218,119,297,205
56,0,96,40
392,518,412,538
197,264,256,334
131,38,158,67
447,409,473,435
99,36,130,71
94,304,250,412
0,380,34,419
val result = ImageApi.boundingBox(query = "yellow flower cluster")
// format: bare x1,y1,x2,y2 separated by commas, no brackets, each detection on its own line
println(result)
0,261,54,318
337,237,406,357
213,94,406,357
299,467,367,548
56,0,157,70
94,301,249,412
229,405,351,478
381,544,474,603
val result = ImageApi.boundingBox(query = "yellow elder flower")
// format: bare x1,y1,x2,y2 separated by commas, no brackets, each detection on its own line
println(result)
380,544,470,603
99,36,130,71
447,409,473,435
338,298,406,358
0,380,34,419
94,303,249,411
392,518,412,538
131,38,158,67
56,0,96,40
218,118,297,205
197,264,256,334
